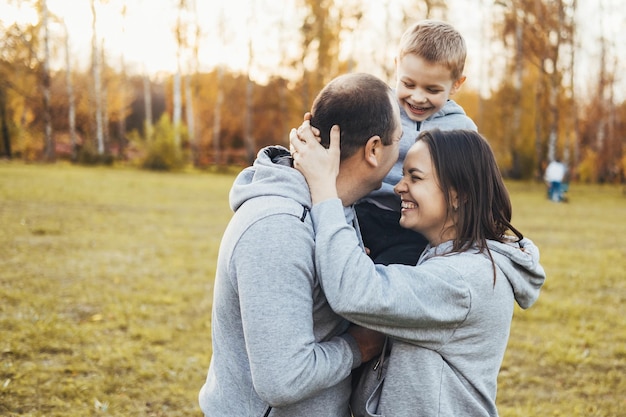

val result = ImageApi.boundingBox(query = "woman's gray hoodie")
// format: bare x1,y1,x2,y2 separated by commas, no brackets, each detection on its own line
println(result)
199,146,362,417
311,198,546,417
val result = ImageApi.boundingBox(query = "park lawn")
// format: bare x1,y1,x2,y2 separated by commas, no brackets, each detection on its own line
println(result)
0,161,625,416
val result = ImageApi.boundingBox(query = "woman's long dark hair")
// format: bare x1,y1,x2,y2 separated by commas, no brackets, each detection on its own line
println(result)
419,129,523,282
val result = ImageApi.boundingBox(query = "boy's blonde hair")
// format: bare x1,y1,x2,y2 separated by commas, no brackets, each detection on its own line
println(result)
398,20,467,81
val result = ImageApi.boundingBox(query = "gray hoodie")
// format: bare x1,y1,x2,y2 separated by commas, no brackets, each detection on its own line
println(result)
199,146,362,417
364,99,478,211
311,198,546,417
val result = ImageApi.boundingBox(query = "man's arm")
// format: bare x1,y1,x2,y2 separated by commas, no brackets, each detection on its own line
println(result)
233,214,358,406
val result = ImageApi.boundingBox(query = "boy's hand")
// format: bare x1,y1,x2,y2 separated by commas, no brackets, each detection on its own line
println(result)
293,112,321,144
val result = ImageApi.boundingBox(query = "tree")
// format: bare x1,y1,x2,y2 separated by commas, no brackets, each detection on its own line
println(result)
143,72,153,140
212,65,224,165
90,0,105,155
39,0,54,161
62,19,77,160
493,0,577,178
184,0,200,164
117,2,128,158
243,0,257,165
0,86,11,159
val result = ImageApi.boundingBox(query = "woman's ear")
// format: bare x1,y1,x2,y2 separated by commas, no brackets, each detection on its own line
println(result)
450,189,460,211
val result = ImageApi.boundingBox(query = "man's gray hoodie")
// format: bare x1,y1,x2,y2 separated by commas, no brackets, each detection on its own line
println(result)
311,198,546,417
364,99,477,211
199,146,362,417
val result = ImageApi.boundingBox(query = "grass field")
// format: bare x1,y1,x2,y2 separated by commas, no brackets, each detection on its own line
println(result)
1,162,625,416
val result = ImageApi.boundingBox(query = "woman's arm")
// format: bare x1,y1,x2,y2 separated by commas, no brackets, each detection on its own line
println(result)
311,199,471,348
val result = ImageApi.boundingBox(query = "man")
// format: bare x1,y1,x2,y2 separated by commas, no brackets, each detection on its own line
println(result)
199,73,403,417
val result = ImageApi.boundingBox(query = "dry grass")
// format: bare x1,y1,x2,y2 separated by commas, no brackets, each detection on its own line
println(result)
1,162,624,416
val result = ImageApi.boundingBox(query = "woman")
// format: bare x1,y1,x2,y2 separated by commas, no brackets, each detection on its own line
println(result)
290,128,546,417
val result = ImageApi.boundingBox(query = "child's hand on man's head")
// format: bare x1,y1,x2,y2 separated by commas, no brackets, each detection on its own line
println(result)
295,112,321,144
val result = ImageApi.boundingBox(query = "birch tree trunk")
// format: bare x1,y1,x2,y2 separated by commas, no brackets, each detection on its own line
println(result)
118,3,127,158
41,0,55,161
63,19,77,161
101,40,109,154
173,70,182,148
90,0,104,155
244,40,256,164
173,3,184,149
184,73,194,159
511,7,523,176
186,0,199,164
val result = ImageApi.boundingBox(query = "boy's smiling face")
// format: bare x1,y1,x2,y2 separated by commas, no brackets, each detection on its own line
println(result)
395,54,465,122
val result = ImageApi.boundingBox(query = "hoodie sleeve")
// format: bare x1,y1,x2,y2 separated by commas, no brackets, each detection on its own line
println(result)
231,212,359,406
311,199,472,349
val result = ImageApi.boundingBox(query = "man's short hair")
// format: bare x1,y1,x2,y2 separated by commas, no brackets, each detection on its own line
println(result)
398,20,467,81
310,73,397,160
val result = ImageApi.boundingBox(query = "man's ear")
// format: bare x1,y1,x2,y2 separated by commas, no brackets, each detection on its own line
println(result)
449,75,466,96
364,136,383,167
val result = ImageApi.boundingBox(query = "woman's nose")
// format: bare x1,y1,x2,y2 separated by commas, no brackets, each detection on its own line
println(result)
394,181,405,195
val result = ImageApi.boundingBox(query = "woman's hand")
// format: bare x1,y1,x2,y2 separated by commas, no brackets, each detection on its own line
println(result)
289,122,341,205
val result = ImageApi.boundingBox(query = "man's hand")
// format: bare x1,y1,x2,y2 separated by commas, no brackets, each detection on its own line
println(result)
348,325,386,363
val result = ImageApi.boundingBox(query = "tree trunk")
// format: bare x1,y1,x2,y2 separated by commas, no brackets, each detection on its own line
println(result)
510,6,524,177
91,0,104,155
244,32,256,165
41,0,55,161
63,20,78,161
184,73,195,160
118,2,128,158
173,70,182,148
244,75,255,164
0,88,11,159
143,73,153,139
212,65,223,165
101,40,109,154
118,57,127,158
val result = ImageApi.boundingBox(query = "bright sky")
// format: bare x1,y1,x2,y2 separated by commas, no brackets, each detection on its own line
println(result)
0,0,623,98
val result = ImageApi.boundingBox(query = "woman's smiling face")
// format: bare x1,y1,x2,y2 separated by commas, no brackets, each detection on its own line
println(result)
393,140,457,246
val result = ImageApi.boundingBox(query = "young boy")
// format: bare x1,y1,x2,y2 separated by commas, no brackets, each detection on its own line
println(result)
356,19,477,266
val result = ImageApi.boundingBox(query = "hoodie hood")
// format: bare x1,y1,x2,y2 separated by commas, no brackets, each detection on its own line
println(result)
421,237,545,310
399,99,477,133
229,145,312,212
487,237,546,309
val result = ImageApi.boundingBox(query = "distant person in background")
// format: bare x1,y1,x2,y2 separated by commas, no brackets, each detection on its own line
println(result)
544,159,567,202
198,73,401,417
